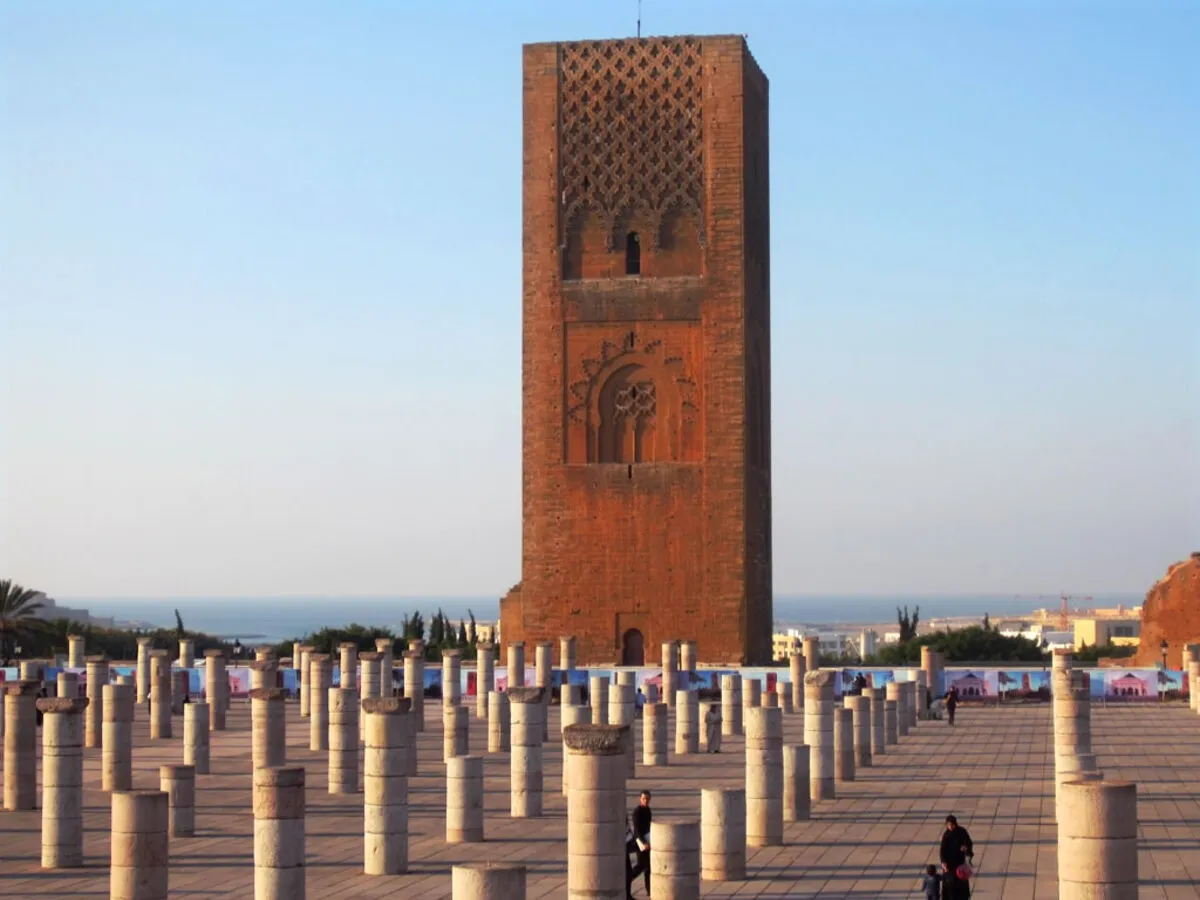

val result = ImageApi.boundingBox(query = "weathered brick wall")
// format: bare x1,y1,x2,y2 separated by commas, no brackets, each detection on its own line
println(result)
504,36,772,666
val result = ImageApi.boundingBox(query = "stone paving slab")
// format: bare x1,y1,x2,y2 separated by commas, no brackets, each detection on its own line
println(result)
1,698,1199,897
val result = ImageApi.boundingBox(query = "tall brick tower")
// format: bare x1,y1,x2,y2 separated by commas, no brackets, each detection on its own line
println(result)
500,35,772,665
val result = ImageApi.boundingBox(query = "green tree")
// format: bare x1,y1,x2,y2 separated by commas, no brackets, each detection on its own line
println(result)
468,610,478,644
0,579,45,663
174,608,186,639
457,621,469,647
431,610,445,646
897,605,920,643
982,613,991,632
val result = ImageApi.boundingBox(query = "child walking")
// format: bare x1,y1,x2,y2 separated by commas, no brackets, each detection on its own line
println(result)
921,863,941,899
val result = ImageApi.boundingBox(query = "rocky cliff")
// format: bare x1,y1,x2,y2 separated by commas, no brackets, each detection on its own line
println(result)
1133,553,1200,668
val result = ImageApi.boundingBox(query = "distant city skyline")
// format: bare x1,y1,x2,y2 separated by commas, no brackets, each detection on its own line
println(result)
2,2,1196,598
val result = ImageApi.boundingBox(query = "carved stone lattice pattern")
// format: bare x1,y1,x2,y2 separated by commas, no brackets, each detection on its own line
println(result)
560,38,704,249
613,382,656,420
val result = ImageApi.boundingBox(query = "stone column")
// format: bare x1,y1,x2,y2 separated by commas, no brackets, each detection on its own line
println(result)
536,642,553,741
886,681,907,738
662,640,679,708
803,636,820,673
149,651,172,739
884,699,899,745
720,673,743,736
745,678,763,712
488,689,511,752
560,703,591,795
256,645,274,662
643,702,668,766
644,683,659,704
363,697,410,875
1052,648,1073,673
865,687,886,757
564,723,629,900
507,642,526,687
745,707,783,848
774,681,793,714
834,706,855,783
560,635,577,674
328,687,359,794
136,638,152,705
446,755,484,843
443,649,463,707
85,656,109,749
171,669,189,715
675,689,699,755
679,640,697,686
116,674,135,686
453,863,527,898
308,654,332,752
57,670,79,698
39,697,88,867
403,650,425,732
701,787,746,882
160,764,195,838
763,690,778,709
250,659,278,693
783,743,811,822
846,695,872,768
1055,753,1101,818
790,652,806,711
535,642,552,689
803,670,835,802
589,675,609,725
1053,672,1092,772
650,818,700,900
338,642,357,690
298,646,312,717
444,704,469,762
68,634,86,668
19,659,44,683
359,653,381,742
375,638,394,698
177,639,194,670
204,650,227,731
476,643,494,720
1189,659,1200,714
408,639,425,656
1057,780,1137,898
254,766,306,897
251,688,287,769
921,645,937,699
906,679,918,729
183,701,210,774
110,790,169,900
609,682,637,775
291,641,302,667
103,682,135,791
916,670,929,717
509,687,545,817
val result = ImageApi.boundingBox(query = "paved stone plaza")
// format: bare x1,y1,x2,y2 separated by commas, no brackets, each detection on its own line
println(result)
1,699,1198,898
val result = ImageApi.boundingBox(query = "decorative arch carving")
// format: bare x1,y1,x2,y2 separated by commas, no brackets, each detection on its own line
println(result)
564,330,700,464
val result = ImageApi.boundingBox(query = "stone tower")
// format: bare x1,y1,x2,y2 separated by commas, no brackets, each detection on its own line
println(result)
500,35,772,665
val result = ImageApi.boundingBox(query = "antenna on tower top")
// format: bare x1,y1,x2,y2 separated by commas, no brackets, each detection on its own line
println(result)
637,0,642,38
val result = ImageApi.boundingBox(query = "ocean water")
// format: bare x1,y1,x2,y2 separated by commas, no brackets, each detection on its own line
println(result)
69,593,1140,644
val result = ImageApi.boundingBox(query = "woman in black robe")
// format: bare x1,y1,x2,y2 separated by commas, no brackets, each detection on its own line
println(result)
939,815,974,899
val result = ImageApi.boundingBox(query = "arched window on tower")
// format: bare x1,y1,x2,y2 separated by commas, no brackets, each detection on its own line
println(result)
625,231,641,276
597,365,657,463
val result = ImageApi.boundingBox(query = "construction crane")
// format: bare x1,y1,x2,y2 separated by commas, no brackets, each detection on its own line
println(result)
1058,594,1094,630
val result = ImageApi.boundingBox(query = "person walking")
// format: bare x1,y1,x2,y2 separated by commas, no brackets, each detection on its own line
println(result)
627,790,652,897
945,687,959,726
704,703,722,753
939,814,974,899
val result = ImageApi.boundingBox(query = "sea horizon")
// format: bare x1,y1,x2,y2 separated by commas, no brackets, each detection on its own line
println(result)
61,593,1143,644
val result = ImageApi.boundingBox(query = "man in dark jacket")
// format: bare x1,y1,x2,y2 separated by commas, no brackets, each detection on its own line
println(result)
627,790,652,896
939,815,974,899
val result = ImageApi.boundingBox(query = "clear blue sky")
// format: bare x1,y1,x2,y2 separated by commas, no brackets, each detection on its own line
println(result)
1,1,1196,599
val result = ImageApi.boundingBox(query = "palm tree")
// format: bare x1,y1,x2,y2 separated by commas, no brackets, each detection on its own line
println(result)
0,580,45,664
